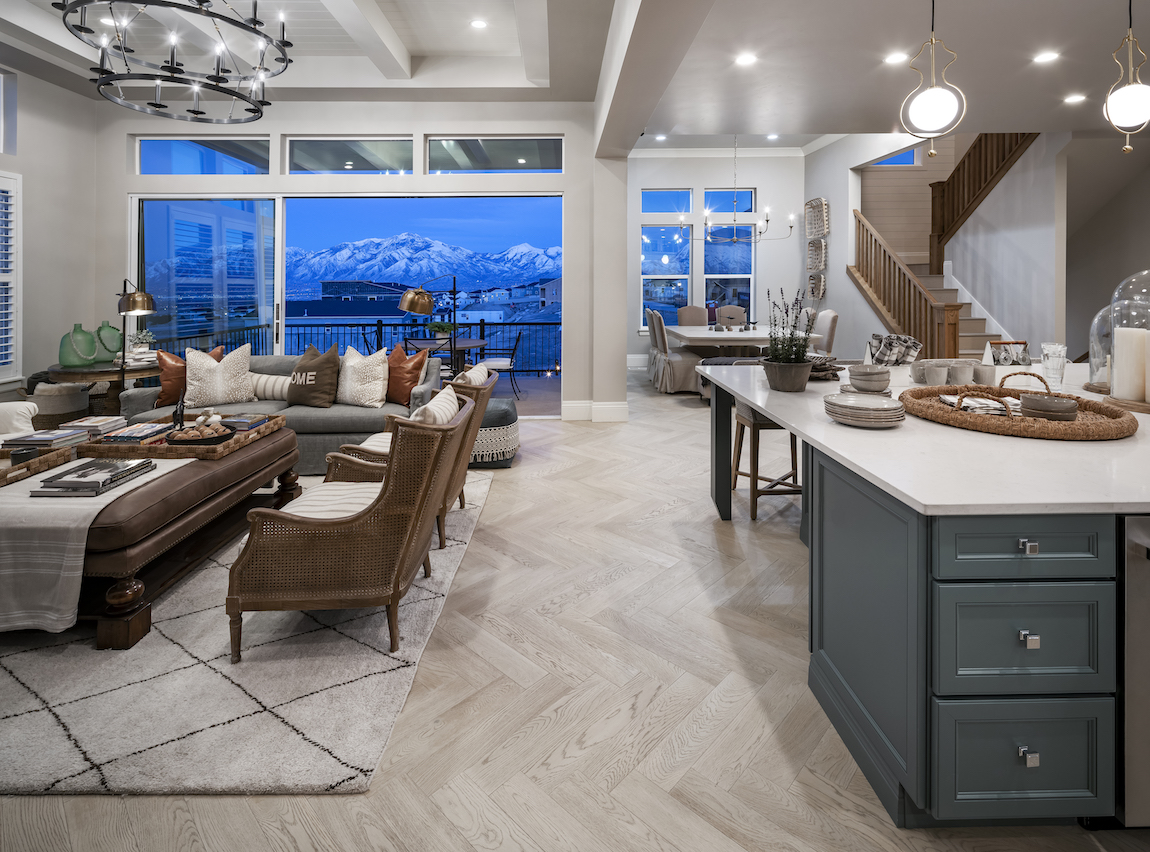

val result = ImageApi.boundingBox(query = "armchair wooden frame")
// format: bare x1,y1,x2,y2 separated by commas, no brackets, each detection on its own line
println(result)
336,373,497,550
225,396,474,661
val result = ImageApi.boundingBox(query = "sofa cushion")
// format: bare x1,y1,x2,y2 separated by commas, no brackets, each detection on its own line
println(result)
359,431,393,455
280,402,408,434
386,348,427,406
288,344,340,408
185,344,256,408
249,355,300,376
156,346,223,406
281,481,383,520
130,399,289,426
336,346,389,408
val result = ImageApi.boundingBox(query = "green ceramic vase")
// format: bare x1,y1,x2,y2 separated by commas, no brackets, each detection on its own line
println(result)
59,323,98,367
92,320,122,363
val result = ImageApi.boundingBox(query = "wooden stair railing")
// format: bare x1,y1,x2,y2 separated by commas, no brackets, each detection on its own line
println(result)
848,210,962,359
928,132,1040,273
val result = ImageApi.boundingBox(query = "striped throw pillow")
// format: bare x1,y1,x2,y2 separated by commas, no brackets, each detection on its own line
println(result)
409,385,459,425
250,372,291,401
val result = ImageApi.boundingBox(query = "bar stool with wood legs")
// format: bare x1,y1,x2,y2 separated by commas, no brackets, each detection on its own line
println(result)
731,400,801,519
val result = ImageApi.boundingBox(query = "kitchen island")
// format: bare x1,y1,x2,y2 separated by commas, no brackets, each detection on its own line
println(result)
697,363,1147,829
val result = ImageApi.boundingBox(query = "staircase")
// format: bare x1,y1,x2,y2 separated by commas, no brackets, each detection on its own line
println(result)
848,133,1041,359
907,264,997,357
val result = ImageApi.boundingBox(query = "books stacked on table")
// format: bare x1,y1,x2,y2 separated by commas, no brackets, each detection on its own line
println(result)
102,422,174,445
113,350,159,368
1,429,91,449
31,458,156,497
60,415,128,437
220,413,269,431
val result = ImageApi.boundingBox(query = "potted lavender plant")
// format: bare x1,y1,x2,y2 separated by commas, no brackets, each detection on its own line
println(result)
762,289,815,392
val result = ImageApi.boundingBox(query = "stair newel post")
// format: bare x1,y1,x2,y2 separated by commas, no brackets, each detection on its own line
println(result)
929,180,946,275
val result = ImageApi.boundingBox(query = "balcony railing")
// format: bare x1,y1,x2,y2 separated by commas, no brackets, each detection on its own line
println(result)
150,320,562,376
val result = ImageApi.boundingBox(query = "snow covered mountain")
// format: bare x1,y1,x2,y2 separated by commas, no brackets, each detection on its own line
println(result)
285,233,562,300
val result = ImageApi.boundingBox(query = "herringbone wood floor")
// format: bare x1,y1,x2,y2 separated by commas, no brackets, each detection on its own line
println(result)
3,372,1148,852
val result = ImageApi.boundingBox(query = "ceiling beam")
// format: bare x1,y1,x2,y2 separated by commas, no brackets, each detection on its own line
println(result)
0,0,95,71
316,0,411,80
593,0,717,158
513,0,548,87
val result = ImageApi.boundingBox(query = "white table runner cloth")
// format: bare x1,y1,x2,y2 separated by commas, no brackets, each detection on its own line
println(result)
0,458,193,633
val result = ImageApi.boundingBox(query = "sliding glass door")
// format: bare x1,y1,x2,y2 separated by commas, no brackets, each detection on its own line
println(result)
138,198,275,355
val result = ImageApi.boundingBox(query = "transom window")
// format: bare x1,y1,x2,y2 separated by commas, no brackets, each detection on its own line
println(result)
288,139,413,174
139,139,270,175
427,138,562,174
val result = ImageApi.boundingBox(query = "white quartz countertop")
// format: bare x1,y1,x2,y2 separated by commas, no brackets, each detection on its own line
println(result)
698,362,1149,516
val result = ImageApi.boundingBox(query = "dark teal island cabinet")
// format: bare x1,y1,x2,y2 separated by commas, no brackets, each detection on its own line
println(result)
696,363,1147,829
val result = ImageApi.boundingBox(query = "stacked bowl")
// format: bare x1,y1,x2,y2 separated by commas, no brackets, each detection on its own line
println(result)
845,365,891,394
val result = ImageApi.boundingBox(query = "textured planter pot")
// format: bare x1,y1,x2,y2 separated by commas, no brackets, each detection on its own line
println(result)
763,359,813,392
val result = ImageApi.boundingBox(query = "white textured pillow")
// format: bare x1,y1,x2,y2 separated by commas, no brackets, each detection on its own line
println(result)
250,372,291,401
185,344,256,407
453,363,489,386
409,385,458,425
336,346,389,408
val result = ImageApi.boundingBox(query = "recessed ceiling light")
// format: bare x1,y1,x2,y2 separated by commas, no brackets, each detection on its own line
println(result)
884,52,909,64
1064,93,1087,103
344,164,353,169
517,158,526,163
1034,51,1060,63
470,19,487,28
655,135,666,141
735,53,757,66
767,134,779,140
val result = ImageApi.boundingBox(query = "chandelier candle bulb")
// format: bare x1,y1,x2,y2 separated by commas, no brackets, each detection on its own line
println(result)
279,12,286,44
1113,326,1147,401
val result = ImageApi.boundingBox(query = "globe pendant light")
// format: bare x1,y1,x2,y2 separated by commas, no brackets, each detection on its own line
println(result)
1106,0,1150,152
899,0,966,157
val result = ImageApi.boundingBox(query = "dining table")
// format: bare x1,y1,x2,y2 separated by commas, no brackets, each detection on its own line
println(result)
663,325,823,351
405,336,487,374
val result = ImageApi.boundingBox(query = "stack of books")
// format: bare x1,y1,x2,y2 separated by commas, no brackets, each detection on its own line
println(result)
102,422,174,445
2,429,91,450
220,413,269,431
31,458,156,497
113,350,159,368
60,415,128,437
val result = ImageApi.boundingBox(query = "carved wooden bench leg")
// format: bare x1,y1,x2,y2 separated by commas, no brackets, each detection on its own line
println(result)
105,576,145,614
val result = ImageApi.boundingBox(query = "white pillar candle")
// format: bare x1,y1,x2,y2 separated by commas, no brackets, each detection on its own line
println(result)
1113,326,1148,401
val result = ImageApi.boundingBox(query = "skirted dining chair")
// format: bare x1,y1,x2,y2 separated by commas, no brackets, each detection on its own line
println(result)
226,394,474,659
677,305,707,325
716,305,747,327
644,308,660,382
337,370,497,549
651,310,702,394
811,309,838,356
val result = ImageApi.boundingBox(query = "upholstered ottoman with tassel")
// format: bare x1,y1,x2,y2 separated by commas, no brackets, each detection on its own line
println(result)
470,397,519,469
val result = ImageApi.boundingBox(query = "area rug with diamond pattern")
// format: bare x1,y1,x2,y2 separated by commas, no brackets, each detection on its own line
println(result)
0,470,492,795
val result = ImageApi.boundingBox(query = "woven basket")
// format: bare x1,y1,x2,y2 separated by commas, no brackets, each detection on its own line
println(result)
0,447,75,488
899,372,1138,441
20,383,90,430
79,415,285,460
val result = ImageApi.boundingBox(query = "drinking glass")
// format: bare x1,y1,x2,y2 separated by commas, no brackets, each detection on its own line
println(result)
1041,342,1067,391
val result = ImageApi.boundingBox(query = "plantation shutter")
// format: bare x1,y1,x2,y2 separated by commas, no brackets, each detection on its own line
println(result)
0,176,18,381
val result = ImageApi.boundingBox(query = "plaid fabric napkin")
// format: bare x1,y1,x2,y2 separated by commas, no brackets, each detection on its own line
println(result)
868,334,923,365
939,394,1022,416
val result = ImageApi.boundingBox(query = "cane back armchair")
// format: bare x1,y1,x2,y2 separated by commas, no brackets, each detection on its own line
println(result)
225,395,474,661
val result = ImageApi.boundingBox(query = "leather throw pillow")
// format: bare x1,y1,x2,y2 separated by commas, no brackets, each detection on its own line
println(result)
288,344,340,408
155,345,224,407
184,344,256,408
386,347,428,406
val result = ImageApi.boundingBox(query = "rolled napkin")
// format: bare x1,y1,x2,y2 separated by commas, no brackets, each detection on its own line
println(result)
867,334,923,366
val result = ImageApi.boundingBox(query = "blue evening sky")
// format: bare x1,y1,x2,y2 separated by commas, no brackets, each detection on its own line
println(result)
286,196,563,253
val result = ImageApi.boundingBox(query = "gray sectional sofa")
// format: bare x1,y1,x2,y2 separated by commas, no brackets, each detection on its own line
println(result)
119,354,442,475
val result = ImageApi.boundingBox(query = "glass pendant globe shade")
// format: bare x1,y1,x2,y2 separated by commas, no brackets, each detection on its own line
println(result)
1106,82,1150,128
907,86,959,132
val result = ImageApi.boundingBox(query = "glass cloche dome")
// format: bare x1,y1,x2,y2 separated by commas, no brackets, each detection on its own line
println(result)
1089,305,1112,388
1111,270,1150,402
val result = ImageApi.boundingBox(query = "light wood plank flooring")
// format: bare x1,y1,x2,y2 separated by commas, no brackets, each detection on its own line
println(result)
3,371,1147,852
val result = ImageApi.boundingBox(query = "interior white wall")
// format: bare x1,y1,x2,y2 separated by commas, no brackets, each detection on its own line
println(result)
1066,163,1150,358
86,99,625,418
803,133,917,359
946,132,1071,352
625,150,806,357
0,70,97,394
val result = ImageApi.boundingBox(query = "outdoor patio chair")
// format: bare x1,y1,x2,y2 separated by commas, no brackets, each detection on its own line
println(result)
478,331,522,399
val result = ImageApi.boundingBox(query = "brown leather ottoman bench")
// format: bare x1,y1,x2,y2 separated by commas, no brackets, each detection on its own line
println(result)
79,427,301,649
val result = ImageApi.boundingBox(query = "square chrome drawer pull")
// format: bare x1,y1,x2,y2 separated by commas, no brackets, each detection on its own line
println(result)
1018,629,1041,649
1018,538,1040,555
1018,745,1040,767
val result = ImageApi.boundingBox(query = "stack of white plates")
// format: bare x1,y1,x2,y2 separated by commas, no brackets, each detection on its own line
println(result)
824,393,905,429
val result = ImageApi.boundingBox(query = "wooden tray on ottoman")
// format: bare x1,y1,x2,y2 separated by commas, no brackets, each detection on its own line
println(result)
0,447,75,488
79,415,285,460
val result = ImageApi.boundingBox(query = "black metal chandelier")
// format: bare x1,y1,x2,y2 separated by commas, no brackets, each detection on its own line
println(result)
54,0,292,124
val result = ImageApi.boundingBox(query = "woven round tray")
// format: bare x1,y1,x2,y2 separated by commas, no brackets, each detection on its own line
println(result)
898,372,1139,441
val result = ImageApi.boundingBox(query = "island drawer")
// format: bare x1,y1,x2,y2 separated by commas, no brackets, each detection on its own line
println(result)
932,515,1115,580
932,581,1116,695
932,696,1115,821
